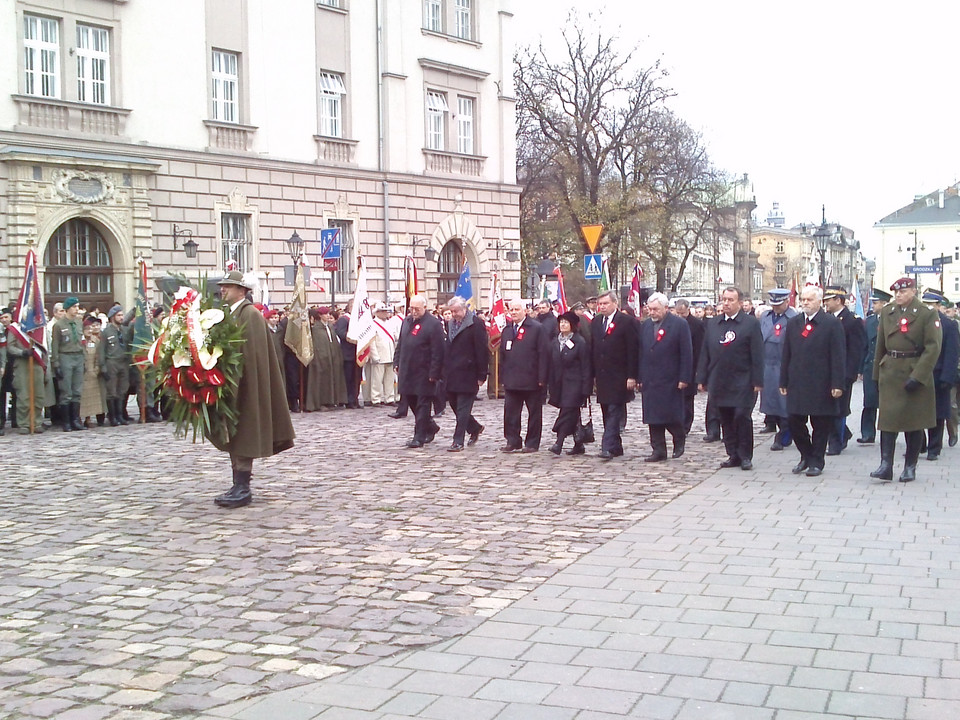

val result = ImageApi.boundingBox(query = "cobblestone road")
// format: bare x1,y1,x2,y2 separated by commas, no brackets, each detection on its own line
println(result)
0,396,724,719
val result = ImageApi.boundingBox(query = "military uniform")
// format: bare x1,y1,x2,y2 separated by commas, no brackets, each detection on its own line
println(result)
871,280,942,483
99,308,132,426
50,302,86,431
7,334,46,433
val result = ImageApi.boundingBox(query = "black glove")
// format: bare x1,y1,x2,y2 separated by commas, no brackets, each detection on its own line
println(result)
904,377,922,393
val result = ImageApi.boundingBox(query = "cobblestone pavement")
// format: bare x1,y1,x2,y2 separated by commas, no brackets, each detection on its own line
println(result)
0,395,722,719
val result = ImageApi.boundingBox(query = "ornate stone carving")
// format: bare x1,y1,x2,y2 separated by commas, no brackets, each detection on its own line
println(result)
54,170,115,204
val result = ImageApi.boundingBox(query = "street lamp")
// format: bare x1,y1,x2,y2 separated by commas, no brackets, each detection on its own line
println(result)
904,230,924,286
286,230,305,265
412,235,437,263
812,207,832,287
492,237,520,265
172,224,199,259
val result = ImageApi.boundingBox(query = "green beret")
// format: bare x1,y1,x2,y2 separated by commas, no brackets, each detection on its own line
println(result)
63,297,80,310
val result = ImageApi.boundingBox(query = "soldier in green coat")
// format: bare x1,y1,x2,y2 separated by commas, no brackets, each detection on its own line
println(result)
6,332,45,434
98,304,131,426
870,277,942,483
50,296,86,431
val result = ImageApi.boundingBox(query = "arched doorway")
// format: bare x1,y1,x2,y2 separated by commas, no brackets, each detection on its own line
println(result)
436,239,464,307
43,219,114,312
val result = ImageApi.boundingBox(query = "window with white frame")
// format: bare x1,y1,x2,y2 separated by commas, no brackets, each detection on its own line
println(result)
221,213,250,272
318,72,346,138
776,260,785,273
23,15,60,98
211,50,239,123
76,24,110,105
423,0,442,32
456,96,474,154
426,91,448,151
775,240,784,253
454,0,471,39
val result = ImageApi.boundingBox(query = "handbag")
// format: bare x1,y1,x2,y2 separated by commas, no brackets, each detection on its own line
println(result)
575,399,596,444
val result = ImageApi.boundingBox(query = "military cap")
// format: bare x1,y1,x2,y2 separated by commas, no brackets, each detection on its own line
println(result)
822,286,847,300
767,288,790,304
217,270,254,290
869,289,892,303
922,289,947,304
0,306,13,316
890,277,915,291
107,304,123,320
82,314,101,326
63,297,80,310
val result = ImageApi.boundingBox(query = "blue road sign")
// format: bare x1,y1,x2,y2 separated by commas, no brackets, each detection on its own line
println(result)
321,227,341,259
584,254,603,279
905,265,938,274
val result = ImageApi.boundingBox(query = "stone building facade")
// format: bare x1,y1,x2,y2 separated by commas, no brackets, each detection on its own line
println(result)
0,0,520,312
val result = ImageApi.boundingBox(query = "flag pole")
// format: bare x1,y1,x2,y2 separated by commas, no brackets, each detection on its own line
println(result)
493,350,499,400
138,366,147,423
28,355,35,434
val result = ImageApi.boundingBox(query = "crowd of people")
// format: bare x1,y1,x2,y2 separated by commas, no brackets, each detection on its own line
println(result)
3,276,958,507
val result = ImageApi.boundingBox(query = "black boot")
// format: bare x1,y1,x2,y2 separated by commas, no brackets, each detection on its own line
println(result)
672,432,686,459
900,430,922,482
926,420,944,461
858,407,877,443
108,399,121,427
96,413,105,427
71,402,86,431
549,436,564,455
121,396,133,423
645,429,668,462
566,441,585,455
60,404,73,432
870,431,896,481
146,406,163,423
215,470,252,508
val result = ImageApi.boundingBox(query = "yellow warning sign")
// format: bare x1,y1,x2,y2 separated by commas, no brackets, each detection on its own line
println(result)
580,224,604,253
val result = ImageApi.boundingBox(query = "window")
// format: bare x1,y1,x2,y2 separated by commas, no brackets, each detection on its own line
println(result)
211,50,239,123
456,96,474,154
24,15,59,98
317,0,341,6
775,240,784,253
221,213,250,272
318,72,346,138
329,220,355,296
437,240,463,304
454,0,471,39
424,0,442,32
776,260,785,273
44,219,113,308
426,91,448,150
76,24,110,105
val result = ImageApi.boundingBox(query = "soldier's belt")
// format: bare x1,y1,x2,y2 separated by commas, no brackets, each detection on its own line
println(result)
886,349,921,359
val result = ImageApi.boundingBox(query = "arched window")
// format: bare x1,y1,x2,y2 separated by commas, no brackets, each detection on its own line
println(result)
436,239,463,306
44,219,113,311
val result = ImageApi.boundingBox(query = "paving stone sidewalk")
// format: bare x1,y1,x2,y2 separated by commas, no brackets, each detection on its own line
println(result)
211,418,960,720
0,396,716,719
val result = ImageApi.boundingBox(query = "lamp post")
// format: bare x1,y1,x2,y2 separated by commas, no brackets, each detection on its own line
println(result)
172,224,199,259
286,230,305,265
412,235,437,263
492,237,520,268
905,230,923,286
812,206,832,287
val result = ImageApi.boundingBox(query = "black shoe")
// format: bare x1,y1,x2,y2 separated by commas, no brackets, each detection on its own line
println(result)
521,446,538,453
899,464,917,483
644,453,667,463
740,459,753,471
215,471,252,508
703,434,720,443
405,440,424,449
950,434,958,448
598,450,614,460
760,424,777,434
289,400,301,413
719,457,740,469
825,446,841,457
770,441,783,452
566,444,585,456
433,411,445,418
792,460,809,474
926,452,939,461
467,425,484,446
672,436,686,459
387,411,405,419
805,466,823,477
447,443,464,452
856,436,875,444
500,445,520,453
70,403,85,431
146,407,163,423
548,442,563,456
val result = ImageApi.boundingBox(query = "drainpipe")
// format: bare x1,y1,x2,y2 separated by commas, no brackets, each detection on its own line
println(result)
377,0,391,298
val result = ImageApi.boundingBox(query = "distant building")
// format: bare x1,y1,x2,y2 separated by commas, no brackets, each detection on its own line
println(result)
874,185,960,297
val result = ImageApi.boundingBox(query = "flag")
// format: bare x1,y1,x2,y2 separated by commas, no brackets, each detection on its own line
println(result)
132,257,154,364
788,271,799,308
454,258,473,302
598,255,611,293
8,250,48,368
404,256,418,311
554,265,568,314
347,256,377,366
628,262,642,312
487,271,507,347
538,273,548,301
283,262,314,366
851,275,864,318
310,278,326,293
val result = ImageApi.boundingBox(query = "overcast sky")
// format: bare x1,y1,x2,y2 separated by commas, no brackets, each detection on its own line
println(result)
510,0,960,257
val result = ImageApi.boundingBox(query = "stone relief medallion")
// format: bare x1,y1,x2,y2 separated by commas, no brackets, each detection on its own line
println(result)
54,170,116,204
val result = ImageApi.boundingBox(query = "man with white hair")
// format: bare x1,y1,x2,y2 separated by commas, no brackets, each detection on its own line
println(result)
369,302,400,406
394,295,445,448
637,292,693,461
442,295,489,451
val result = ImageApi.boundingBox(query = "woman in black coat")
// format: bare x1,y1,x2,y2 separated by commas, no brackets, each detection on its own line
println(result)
548,311,592,455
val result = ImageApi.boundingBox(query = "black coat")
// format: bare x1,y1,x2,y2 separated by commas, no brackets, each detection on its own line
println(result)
443,311,489,393
548,332,592,408
637,313,693,425
334,314,356,361
779,310,845,417
395,312,444,396
537,312,559,340
934,312,960,419
682,313,705,398
590,310,639,405
696,312,763,408
499,317,549,391
836,307,867,383
861,312,880,409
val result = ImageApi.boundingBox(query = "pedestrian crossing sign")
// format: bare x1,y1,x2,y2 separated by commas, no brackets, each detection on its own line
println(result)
584,254,603,279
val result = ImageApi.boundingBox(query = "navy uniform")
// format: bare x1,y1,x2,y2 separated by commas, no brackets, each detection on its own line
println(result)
50,296,86,431
921,290,960,460
871,278,942,483
758,289,798,451
858,290,891,443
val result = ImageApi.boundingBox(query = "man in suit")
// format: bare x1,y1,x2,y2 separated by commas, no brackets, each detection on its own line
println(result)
921,290,960,460
823,286,866,455
499,299,549,452
673,299,704,437
638,292,692,461
696,286,764,470
779,285,846,476
858,289,890,444
394,295,445,448
590,290,639,460
442,295,489,451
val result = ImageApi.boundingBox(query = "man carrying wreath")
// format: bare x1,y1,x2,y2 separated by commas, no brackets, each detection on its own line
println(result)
212,271,295,508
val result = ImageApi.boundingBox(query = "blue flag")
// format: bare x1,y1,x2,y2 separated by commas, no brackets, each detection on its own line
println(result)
455,259,472,301
851,276,864,318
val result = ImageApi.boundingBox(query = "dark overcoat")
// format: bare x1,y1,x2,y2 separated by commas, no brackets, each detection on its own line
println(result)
933,312,960,419
334,314,356,361
499,317,549,392
779,310,845,417
210,300,295,458
874,296,942,432
758,307,798,417
537,312,559,341
305,321,347,409
395,311,444,397
682,313,705,399
836,306,867,417
696,312,763,409
861,312,880,409
548,332,592,408
443,311,489,394
637,312,692,425
589,310,638,405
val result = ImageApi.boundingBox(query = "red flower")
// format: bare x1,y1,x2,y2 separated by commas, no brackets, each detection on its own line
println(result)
201,387,219,405
187,366,207,386
208,368,225,387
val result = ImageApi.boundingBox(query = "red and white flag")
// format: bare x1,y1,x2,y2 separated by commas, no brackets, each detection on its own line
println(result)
346,256,377,366
628,262,643,312
555,265,569,314
487,272,507,347
8,250,48,368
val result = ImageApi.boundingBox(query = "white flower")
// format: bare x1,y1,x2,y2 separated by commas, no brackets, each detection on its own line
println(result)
199,308,225,330
197,345,223,370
